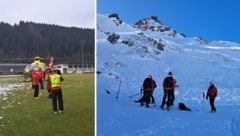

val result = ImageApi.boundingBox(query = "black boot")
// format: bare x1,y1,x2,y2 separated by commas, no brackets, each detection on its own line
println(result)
160,105,164,109
146,102,150,108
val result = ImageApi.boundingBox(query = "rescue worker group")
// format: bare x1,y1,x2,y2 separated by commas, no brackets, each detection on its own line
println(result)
30,57,64,114
134,72,218,113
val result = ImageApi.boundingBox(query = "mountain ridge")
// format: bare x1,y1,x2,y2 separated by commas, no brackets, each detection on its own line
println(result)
98,13,240,49
97,12,240,91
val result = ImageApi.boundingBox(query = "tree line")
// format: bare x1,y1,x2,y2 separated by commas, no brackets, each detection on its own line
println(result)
0,21,94,65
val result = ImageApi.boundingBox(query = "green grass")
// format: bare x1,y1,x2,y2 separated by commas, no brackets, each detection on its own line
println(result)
0,74,95,136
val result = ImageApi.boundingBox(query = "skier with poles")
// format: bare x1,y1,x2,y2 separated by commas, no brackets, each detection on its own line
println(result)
134,75,157,108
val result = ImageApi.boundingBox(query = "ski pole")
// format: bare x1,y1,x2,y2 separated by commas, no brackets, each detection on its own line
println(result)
129,93,141,99
116,80,122,100
203,92,205,99
140,87,143,98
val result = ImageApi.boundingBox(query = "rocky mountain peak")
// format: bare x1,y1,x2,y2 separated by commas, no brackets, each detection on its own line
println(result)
133,16,166,31
133,16,184,38
108,13,123,26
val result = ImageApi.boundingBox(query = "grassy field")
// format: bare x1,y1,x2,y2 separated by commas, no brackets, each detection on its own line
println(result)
0,74,95,136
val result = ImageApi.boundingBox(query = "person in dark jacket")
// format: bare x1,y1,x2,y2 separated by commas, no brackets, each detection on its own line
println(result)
135,75,157,104
206,82,217,113
160,72,177,110
135,75,157,108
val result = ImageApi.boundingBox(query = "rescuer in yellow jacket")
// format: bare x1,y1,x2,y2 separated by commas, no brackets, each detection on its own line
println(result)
49,69,64,114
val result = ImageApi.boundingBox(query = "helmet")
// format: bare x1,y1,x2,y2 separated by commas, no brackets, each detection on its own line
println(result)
168,71,173,75
35,56,40,60
33,67,39,71
209,82,214,86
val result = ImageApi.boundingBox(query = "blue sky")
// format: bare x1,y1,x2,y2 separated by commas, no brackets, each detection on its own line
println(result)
98,0,240,43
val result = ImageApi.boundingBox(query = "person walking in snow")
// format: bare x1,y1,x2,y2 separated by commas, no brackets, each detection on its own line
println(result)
206,82,217,113
135,75,157,108
160,72,177,110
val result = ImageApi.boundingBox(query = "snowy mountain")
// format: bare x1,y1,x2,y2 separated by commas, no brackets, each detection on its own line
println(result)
97,13,240,136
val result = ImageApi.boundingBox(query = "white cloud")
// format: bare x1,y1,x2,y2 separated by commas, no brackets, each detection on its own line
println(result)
0,0,95,28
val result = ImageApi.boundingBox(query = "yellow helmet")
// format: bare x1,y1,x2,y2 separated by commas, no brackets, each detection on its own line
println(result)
35,56,40,60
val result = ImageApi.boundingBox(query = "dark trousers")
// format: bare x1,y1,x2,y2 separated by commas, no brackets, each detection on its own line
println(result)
51,89,64,111
39,79,44,89
209,97,216,111
161,93,167,107
171,94,175,106
33,85,39,97
137,91,155,103
140,92,152,107
166,91,174,107
161,90,175,107
150,92,155,103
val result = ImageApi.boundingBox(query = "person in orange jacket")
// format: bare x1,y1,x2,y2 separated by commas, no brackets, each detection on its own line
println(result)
138,75,157,108
31,68,41,99
206,82,218,113
160,72,177,110
134,75,157,104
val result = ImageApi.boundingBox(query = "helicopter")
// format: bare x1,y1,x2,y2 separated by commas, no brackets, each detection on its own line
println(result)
23,56,54,82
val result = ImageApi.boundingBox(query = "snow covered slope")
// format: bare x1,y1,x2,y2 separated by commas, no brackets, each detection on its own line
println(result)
97,13,240,136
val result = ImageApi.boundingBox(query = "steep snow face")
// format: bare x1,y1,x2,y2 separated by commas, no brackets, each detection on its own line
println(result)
97,13,240,136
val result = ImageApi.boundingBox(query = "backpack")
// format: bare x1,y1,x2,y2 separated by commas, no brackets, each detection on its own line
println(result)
165,77,173,87
143,78,152,90
178,103,191,111
209,86,217,97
